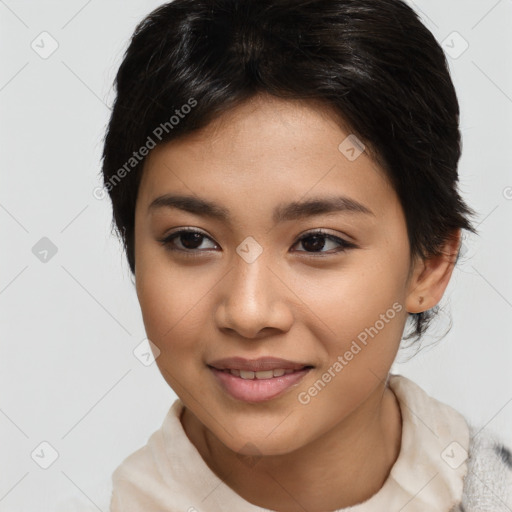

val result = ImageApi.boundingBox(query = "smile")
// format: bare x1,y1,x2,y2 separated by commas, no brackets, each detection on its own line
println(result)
219,368,301,379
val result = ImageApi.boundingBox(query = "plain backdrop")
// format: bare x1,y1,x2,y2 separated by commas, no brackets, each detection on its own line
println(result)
1,0,511,511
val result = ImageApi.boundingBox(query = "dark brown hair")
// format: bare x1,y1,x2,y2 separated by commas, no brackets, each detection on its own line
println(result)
101,0,478,345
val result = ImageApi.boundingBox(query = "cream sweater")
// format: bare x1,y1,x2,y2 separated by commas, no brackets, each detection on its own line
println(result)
57,374,512,511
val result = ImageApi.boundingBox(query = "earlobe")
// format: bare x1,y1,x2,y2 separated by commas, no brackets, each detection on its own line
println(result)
405,229,462,313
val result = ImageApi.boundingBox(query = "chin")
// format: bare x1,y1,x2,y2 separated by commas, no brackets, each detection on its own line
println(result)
214,421,309,458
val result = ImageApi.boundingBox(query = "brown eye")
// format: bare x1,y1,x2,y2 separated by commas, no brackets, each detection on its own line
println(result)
176,231,204,250
157,228,356,258
292,230,355,255
158,229,218,254
300,234,327,252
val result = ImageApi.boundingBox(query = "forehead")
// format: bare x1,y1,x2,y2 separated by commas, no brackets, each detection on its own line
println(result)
137,95,398,224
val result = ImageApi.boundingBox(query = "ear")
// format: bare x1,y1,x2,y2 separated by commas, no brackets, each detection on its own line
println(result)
405,229,462,314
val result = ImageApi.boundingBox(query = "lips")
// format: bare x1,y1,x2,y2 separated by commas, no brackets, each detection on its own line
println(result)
219,368,299,380
207,357,313,401
207,356,312,373
209,366,312,402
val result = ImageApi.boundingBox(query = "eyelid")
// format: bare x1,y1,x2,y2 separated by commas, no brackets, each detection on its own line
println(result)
296,227,353,243
162,226,212,239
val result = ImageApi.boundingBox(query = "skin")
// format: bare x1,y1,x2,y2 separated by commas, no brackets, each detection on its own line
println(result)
133,93,461,511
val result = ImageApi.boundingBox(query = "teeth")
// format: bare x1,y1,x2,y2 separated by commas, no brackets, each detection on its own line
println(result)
229,368,301,379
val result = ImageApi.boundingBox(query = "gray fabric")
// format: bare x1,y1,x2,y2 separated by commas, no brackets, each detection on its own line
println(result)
450,426,512,512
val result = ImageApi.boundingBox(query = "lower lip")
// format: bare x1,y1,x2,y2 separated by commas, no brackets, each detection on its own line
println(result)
209,367,311,403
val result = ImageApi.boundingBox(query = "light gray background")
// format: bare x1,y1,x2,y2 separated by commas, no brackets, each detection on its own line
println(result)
1,1,511,511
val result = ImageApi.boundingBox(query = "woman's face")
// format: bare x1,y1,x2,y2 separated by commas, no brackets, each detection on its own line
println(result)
133,94,420,456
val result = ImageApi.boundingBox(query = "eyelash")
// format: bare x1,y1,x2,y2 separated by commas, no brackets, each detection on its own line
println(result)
157,228,356,258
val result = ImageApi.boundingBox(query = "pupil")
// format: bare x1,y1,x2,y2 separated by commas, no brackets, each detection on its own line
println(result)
181,232,203,249
303,235,325,252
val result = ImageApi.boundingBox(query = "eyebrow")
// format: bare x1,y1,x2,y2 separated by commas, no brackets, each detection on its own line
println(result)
148,193,375,224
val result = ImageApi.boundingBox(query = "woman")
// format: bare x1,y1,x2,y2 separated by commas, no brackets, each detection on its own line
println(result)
99,0,512,510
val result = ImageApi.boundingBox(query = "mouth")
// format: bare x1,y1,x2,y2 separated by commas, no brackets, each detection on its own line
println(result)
210,367,313,380
207,357,314,402
207,356,313,373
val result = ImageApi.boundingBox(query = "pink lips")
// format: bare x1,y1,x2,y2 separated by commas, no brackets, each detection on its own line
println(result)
208,356,313,403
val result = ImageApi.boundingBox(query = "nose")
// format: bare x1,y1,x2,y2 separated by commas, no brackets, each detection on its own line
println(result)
214,253,294,340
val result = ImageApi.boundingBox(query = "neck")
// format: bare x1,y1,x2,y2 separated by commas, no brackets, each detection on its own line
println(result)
181,380,402,512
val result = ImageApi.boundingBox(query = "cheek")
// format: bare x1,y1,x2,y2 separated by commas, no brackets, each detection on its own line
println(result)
135,253,216,361
136,273,208,390
291,265,407,430
293,258,406,341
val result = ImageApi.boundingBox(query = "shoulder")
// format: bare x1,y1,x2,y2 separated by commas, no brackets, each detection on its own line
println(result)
388,375,512,511
110,399,187,508
459,425,512,510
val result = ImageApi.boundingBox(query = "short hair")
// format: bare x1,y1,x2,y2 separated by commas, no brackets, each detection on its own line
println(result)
101,0,478,345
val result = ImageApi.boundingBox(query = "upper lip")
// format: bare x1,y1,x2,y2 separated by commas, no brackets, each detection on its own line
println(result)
208,357,312,372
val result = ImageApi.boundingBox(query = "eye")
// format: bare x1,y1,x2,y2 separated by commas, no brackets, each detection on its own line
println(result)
158,228,218,256
291,229,356,255
158,228,356,257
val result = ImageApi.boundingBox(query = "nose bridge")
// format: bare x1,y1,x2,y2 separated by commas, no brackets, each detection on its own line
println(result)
229,246,274,314
216,242,292,337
